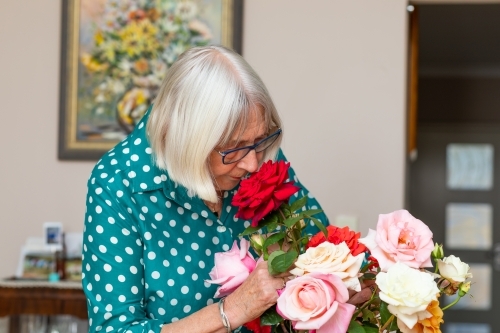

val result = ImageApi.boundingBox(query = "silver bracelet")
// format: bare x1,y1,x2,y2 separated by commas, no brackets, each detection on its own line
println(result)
218,297,231,333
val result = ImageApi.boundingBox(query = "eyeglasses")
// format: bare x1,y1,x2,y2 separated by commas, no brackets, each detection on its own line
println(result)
217,128,282,164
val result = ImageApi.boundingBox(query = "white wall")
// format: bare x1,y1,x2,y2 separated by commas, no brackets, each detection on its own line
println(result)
0,1,96,279
243,1,408,231
0,0,407,278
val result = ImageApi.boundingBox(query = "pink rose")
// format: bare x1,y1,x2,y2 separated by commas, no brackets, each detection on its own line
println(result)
206,239,256,298
276,272,355,333
359,210,434,272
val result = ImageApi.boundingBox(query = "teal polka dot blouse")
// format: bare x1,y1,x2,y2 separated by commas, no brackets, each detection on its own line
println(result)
82,111,329,332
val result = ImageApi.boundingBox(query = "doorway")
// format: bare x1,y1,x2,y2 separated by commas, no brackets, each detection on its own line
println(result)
408,3,500,333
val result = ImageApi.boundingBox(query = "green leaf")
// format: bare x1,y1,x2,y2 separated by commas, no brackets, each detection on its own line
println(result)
268,250,298,275
290,195,308,213
263,212,280,225
363,325,379,333
380,301,398,331
259,306,283,326
239,225,260,237
310,216,328,238
347,320,366,333
263,232,285,251
292,228,301,245
267,250,285,275
301,208,323,217
239,213,279,236
362,309,375,322
283,215,303,228
267,221,278,233
281,202,291,212
380,301,391,322
362,273,377,280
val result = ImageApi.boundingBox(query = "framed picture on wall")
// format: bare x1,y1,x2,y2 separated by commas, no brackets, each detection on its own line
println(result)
58,0,243,160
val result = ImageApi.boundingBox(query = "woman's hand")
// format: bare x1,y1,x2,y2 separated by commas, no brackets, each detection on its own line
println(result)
223,261,290,328
347,279,377,305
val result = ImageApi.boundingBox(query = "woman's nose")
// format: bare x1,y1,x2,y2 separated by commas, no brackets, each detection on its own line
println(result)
237,150,259,173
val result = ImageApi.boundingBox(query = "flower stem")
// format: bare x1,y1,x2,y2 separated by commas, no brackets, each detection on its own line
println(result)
352,293,378,318
279,208,301,254
379,315,394,332
441,295,462,311
279,321,289,333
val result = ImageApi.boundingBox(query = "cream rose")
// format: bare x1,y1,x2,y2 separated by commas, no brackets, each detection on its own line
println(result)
290,241,364,291
376,262,439,329
437,255,472,283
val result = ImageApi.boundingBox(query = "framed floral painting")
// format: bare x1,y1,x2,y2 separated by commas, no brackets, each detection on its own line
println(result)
58,0,243,160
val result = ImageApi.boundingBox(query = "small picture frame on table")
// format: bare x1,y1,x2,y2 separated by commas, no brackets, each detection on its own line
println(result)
43,222,63,251
16,248,56,280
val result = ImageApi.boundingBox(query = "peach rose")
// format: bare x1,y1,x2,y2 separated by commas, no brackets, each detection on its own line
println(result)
397,299,444,333
277,272,355,333
359,210,434,271
290,242,364,291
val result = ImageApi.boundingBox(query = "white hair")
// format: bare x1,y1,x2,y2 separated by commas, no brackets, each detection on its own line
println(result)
147,45,282,202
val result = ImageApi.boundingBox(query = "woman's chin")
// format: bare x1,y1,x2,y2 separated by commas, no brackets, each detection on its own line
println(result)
218,178,241,191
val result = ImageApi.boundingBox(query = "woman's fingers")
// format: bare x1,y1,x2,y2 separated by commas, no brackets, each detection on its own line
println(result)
223,261,283,326
347,287,373,305
360,279,377,290
347,279,378,305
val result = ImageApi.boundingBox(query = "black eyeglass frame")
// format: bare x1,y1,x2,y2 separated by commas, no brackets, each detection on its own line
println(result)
217,128,282,165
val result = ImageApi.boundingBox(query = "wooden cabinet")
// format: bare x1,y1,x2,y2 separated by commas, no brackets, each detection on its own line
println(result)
0,280,87,333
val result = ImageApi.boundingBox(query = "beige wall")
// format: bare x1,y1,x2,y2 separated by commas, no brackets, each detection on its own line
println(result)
0,0,407,278
243,1,408,230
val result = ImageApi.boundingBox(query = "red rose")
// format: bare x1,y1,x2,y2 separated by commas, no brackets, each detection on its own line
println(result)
306,225,367,256
366,255,379,270
243,317,271,333
232,160,300,227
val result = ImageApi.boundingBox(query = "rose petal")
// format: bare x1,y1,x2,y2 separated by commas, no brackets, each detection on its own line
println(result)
213,271,250,298
317,302,355,333
274,183,300,201
251,199,275,227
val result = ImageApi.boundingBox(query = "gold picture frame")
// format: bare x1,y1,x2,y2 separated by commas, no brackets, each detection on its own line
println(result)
58,0,243,160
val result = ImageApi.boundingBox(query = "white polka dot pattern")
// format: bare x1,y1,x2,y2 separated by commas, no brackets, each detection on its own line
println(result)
82,111,329,332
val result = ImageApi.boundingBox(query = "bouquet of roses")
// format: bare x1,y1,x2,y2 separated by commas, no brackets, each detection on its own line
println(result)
207,160,473,333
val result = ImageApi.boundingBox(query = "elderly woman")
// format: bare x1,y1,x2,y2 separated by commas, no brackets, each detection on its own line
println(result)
82,45,330,332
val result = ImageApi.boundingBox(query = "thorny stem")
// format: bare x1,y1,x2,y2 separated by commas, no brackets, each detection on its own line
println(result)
278,208,287,221
379,315,395,332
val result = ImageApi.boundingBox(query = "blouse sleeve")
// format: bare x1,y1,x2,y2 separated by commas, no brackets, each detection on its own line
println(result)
82,170,164,333
276,149,330,234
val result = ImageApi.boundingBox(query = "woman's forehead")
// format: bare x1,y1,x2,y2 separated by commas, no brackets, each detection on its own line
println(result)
225,107,267,143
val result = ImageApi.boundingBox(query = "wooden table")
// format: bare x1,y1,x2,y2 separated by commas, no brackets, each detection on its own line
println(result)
0,279,87,333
